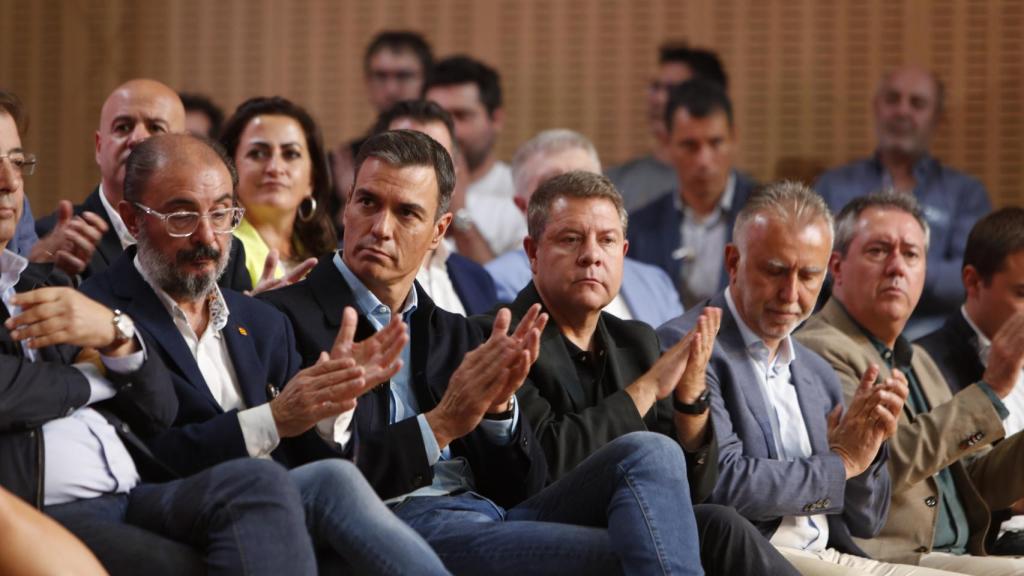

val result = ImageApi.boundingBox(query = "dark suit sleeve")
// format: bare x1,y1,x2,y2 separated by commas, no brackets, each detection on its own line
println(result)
98,334,177,437
0,356,91,431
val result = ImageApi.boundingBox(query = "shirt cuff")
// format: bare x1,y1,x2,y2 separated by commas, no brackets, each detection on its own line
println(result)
477,395,519,446
977,380,1010,420
238,404,281,458
315,408,355,450
72,362,118,405
99,335,148,375
416,413,443,465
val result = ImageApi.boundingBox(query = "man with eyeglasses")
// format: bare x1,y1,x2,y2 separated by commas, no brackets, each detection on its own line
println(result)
32,79,251,291
1,89,323,576
82,133,455,574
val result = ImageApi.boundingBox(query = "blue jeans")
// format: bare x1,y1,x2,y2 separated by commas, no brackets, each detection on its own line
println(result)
290,459,450,575
46,458,316,576
393,432,703,576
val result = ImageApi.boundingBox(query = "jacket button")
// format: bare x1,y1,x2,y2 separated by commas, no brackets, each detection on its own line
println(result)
64,406,75,417
915,546,929,553
413,474,424,485
925,496,937,507
803,503,814,513
120,423,131,434
822,498,831,508
973,432,984,441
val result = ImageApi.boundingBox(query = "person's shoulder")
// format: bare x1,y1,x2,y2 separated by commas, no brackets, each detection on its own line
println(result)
629,193,675,226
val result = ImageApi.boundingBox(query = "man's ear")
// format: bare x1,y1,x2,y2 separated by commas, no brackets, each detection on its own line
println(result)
828,252,843,286
490,107,505,133
622,238,629,258
724,243,740,283
118,200,140,237
94,131,102,166
524,235,538,276
963,265,982,300
432,212,453,249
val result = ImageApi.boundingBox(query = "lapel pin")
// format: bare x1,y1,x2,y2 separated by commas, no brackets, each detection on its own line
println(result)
238,326,248,336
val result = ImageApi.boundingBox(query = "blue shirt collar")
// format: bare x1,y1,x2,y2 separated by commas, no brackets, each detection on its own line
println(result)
333,251,417,330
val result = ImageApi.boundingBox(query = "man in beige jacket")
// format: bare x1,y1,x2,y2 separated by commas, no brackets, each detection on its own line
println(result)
797,191,1024,575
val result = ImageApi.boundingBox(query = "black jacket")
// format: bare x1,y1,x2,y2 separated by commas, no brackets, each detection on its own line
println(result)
0,263,176,507
475,282,718,501
916,311,986,394
259,254,547,507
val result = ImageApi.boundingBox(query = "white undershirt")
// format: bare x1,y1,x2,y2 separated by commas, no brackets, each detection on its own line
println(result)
416,239,467,316
98,183,137,250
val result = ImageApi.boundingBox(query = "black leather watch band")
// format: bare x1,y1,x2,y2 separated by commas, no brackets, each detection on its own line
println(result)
673,388,710,415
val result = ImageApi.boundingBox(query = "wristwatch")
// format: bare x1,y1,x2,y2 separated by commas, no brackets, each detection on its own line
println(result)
110,309,136,346
452,208,474,232
673,388,710,415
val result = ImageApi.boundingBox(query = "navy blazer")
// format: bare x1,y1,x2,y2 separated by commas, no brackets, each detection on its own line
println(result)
916,312,985,394
259,254,547,507
627,172,758,295
446,251,498,315
1,262,176,505
37,187,252,291
81,250,338,477
657,293,891,555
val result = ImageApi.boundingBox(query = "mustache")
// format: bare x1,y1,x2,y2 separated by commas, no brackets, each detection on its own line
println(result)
177,244,222,264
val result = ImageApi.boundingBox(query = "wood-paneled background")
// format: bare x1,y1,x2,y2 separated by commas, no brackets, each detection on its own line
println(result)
1,0,1021,215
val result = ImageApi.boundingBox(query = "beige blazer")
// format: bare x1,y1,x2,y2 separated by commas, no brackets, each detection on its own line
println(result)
796,299,1024,564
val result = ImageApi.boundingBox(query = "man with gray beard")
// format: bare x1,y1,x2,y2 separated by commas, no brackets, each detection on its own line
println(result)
82,133,453,575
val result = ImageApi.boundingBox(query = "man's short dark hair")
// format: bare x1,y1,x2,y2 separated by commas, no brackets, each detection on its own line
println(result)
425,55,502,117
664,78,734,132
124,133,238,203
363,31,433,79
179,92,225,137
372,100,455,143
353,130,455,219
832,191,931,257
963,207,1024,283
0,90,27,134
658,43,728,90
528,171,628,239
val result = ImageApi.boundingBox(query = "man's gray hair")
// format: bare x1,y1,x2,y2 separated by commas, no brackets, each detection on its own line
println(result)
511,129,601,198
528,171,627,239
733,181,834,247
833,190,931,256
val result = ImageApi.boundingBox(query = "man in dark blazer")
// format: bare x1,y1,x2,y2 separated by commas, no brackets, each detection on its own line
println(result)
917,207,1024,556
660,183,910,575
82,133,453,575
1,103,316,575
261,129,714,575
627,79,758,308
486,171,800,575
32,79,250,290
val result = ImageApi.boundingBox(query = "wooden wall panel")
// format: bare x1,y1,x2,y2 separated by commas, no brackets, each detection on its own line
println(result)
1,0,1021,216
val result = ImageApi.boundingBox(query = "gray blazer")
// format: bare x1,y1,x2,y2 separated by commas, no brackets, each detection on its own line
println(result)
656,292,891,555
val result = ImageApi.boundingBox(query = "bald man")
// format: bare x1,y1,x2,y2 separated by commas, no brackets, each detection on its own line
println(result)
34,79,251,289
815,66,991,338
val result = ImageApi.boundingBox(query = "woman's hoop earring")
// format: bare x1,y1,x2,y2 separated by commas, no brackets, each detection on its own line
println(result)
298,196,317,222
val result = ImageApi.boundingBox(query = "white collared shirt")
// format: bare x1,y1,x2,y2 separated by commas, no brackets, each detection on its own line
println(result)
725,288,830,552
962,306,1024,534
416,239,467,316
97,184,137,250
465,162,528,257
674,173,735,307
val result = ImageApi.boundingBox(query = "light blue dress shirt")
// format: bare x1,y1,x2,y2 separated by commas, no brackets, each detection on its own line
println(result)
333,252,518,500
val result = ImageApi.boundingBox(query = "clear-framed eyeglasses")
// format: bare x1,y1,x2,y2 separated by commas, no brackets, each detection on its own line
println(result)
132,202,245,238
0,151,37,176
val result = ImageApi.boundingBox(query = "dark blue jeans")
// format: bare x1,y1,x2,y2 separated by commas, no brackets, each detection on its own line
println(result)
393,431,703,576
46,458,316,576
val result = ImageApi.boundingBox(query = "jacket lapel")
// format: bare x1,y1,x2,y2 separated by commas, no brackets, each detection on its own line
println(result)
222,308,267,410
112,255,220,411
82,189,124,269
716,293,780,459
790,359,831,455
